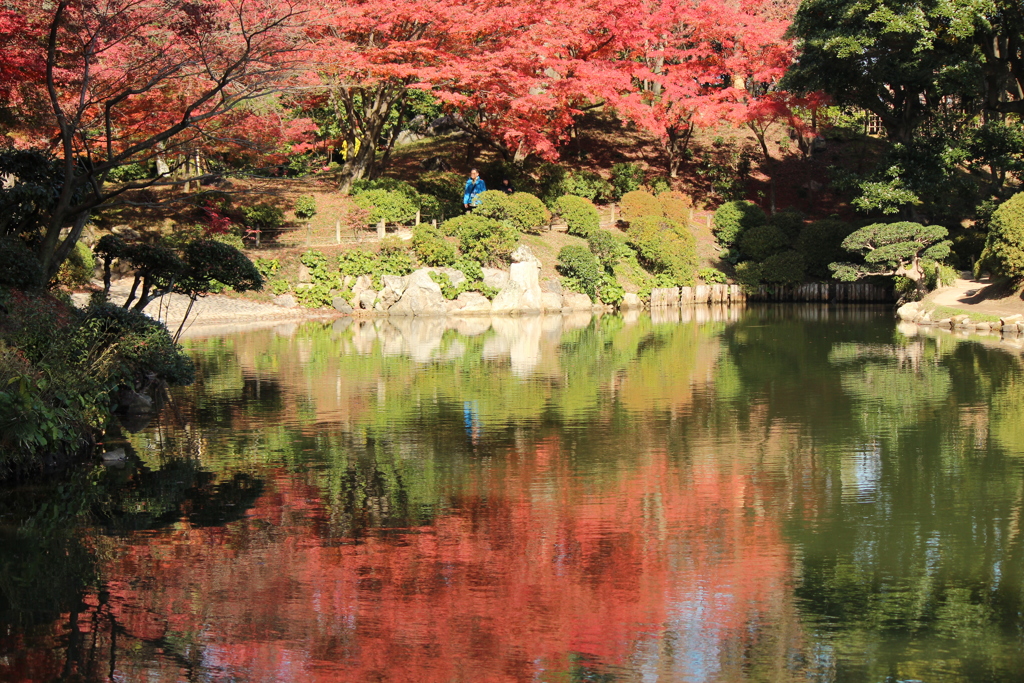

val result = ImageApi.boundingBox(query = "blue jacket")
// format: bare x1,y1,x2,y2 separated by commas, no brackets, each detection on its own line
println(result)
463,177,486,205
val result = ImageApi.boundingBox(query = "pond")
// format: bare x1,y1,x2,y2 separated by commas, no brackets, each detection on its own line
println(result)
3,306,1024,682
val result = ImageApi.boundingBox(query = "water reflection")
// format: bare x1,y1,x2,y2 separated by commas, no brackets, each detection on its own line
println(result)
2,307,1024,681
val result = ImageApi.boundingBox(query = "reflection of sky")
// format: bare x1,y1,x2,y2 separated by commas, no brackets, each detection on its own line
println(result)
666,593,723,682
843,441,881,502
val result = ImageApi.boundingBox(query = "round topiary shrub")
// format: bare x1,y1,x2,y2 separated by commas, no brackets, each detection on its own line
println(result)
658,190,693,225
738,222,789,261
759,250,806,285
412,224,457,267
611,163,645,198
352,189,418,225
0,236,43,289
619,190,661,222
472,190,514,220
626,216,697,286
980,192,1024,282
442,214,518,265
557,244,604,299
769,208,805,241
796,218,855,279
562,170,614,203
553,195,600,237
505,192,551,232
713,200,767,248
415,171,465,221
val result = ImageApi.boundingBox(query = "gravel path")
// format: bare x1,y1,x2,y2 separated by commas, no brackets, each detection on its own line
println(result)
922,277,1024,318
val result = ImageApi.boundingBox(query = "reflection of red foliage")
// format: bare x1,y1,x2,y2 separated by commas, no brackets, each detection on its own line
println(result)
25,440,796,681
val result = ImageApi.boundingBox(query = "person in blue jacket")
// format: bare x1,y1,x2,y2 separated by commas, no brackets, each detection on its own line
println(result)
463,169,486,210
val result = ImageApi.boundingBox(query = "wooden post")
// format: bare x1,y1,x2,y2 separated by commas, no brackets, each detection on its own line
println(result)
610,204,616,225
305,221,311,247
415,209,421,226
335,220,341,244
431,219,437,229
377,219,385,239
706,215,712,230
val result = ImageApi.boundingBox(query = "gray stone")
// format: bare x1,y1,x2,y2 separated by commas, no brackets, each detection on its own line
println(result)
482,267,509,290
118,389,153,415
541,279,563,294
620,292,642,309
1000,314,1023,325
358,289,377,310
561,291,592,311
511,244,541,266
540,291,563,312
297,264,312,284
332,297,353,314
975,322,992,332
379,275,410,309
433,267,466,287
272,294,297,308
445,291,492,315
897,301,924,322
492,260,543,313
389,268,447,316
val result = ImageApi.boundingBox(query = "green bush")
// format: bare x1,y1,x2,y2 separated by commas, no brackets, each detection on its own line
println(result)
441,214,518,266
106,162,152,183
587,229,625,271
0,237,43,289
471,190,512,220
923,260,957,289
658,191,693,225
352,189,418,225
738,222,789,261
713,200,766,247
294,195,317,221
626,216,697,286
412,224,457,267
54,242,96,290
557,245,604,299
415,171,464,220
611,163,646,199
563,170,614,203
796,218,855,279
759,250,806,285
242,203,285,230
769,208,805,241
351,177,418,197
338,249,378,276
649,177,672,195
619,190,661,222
979,192,1024,282
553,195,600,237
698,267,728,284
506,192,551,232
377,236,414,275
598,275,625,305
734,260,762,288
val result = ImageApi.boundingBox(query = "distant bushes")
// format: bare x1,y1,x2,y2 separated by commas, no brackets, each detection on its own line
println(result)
553,195,600,237
474,190,551,232
619,190,661,222
441,213,518,265
626,216,697,287
713,200,766,248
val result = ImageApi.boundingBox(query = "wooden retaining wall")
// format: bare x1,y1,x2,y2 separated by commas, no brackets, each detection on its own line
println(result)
650,282,894,306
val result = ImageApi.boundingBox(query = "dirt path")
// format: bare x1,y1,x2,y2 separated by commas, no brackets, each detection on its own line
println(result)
921,277,1024,318
72,280,337,336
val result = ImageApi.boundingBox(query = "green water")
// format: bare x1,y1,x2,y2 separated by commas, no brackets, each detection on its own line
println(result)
3,306,1024,682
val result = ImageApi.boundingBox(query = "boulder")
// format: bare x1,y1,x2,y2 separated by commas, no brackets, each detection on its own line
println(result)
482,267,509,291
620,292,642,310
358,289,377,310
562,291,593,311
272,294,297,308
118,389,153,415
389,268,447,316
332,297,353,314
445,291,492,315
896,301,923,322
540,291,563,312
541,279,563,295
936,318,953,328
379,274,410,309
511,244,541,266
433,267,467,287
297,263,312,284
1000,314,1023,325
975,322,992,332
491,260,543,313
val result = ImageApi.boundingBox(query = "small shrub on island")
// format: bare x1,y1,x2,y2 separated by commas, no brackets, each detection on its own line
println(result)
352,188,418,225
441,214,518,266
557,245,604,299
587,229,626,271
713,200,766,248
553,195,600,237
658,191,693,225
611,162,646,199
413,224,457,267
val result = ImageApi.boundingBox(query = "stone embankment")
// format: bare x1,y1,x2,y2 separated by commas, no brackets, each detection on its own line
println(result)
897,301,1024,337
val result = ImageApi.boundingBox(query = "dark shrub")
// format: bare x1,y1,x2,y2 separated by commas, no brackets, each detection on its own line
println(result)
611,163,645,198
738,222,789,261
0,237,43,289
557,245,603,299
713,200,766,247
796,218,855,279
759,250,806,285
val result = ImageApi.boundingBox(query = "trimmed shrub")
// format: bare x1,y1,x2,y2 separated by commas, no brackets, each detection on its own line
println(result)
294,195,317,221
352,189,418,225
0,237,43,289
563,170,614,203
554,195,600,237
626,216,697,286
557,245,604,299
442,214,518,265
979,192,1024,283
759,250,806,285
658,191,693,225
473,190,513,220
769,208,805,241
734,260,762,288
611,163,646,198
415,171,465,220
738,222,789,261
412,224,457,267
698,267,728,284
377,236,414,275
796,218,855,279
713,200,766,247
649,177,672,195
619,190,661,222
506,192,551,232
587,229,625,271
242,203,285,231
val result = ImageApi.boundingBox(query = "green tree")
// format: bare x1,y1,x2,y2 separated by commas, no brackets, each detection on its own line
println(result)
830,221,951,295
978,192,1024,283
